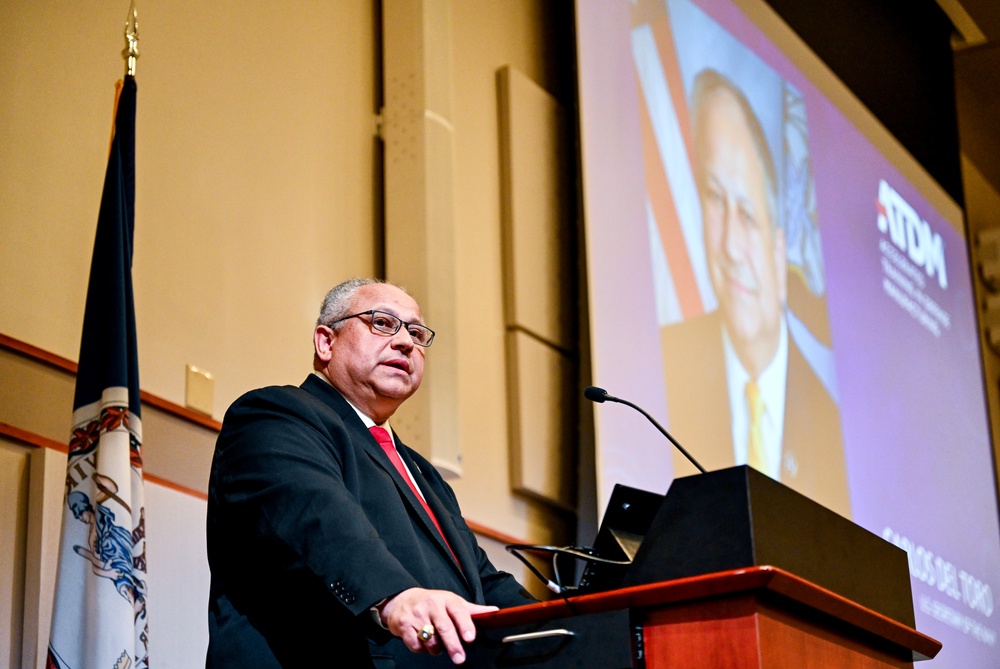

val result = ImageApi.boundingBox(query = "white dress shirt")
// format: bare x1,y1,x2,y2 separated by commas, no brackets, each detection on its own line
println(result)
723,317,789,480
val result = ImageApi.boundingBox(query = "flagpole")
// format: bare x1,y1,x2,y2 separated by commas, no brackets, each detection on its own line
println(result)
123,0,139,77
47,2,146,668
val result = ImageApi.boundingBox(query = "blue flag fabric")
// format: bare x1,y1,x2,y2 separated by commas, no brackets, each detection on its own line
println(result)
48,75,148,669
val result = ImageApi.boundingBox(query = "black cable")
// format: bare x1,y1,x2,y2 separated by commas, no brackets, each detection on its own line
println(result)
505,544,632,594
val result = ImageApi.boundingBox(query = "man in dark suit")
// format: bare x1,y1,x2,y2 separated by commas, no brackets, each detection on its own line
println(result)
206,278,534,668
661,69,850,517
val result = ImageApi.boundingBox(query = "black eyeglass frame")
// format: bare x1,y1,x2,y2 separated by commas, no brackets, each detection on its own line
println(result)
327,309,435,347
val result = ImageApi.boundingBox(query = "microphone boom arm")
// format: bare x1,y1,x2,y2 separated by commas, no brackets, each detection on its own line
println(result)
587,386,707,474
610,395,706,474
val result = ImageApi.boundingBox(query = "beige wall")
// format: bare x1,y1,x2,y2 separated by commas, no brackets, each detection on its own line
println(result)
1,1,570,658
0,439,31,668
1,0,380,416
1,0,565,515
448,1,567,541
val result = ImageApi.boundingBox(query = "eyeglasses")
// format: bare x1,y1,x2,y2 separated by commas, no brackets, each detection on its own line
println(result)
328,309,435,347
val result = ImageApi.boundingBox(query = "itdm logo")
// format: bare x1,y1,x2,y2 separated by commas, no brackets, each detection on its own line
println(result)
876,179,948,290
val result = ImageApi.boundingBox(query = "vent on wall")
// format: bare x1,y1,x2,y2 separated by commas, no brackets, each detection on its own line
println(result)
381,0,461,477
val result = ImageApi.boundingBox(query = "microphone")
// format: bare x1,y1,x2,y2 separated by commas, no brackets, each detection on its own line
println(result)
584,385,706,474
583,386,609,403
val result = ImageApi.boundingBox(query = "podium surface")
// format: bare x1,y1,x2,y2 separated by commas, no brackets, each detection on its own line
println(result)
471,567,941,668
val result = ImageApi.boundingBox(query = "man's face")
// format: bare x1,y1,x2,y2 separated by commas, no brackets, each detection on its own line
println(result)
697,88,786,373
315,283,426,422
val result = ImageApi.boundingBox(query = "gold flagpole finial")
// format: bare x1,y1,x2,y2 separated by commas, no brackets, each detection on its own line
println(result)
123,0,139,77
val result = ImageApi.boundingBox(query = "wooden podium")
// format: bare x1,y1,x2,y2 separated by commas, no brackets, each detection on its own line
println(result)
470,467,941,667
469,566,941,668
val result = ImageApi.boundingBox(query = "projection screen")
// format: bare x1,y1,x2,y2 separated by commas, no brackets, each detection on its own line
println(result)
576,1,1000,666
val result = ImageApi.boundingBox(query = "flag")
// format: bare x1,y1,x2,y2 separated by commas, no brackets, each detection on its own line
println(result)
48,74,148,669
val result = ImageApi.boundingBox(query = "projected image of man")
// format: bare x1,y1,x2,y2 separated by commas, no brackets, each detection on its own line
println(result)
662,70,850,516
697,71,786,392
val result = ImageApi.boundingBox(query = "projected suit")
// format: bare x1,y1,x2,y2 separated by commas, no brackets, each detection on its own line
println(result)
660,310,851,516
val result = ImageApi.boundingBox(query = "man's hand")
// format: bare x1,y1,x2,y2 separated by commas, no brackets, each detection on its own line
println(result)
379,587,498,664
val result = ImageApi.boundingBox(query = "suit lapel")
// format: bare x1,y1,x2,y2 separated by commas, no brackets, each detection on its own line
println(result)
345,415,450,565
393,441,475,587
300,376,471,584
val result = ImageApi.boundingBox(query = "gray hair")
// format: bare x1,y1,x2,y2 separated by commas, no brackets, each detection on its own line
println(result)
316,277,385,329
690,69,780,231
316,277,417,329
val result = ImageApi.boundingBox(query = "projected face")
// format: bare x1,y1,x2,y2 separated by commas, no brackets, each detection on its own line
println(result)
695,83,787,378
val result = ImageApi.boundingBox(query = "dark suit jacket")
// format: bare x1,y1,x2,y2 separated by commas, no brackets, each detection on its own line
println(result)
206,375,533,668
661,311,852,518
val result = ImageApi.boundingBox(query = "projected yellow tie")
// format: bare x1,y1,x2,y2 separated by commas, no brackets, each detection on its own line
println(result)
746,379,768,474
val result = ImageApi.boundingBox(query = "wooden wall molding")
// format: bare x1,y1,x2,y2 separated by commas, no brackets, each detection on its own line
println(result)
0,421,67,453
0,332,222,432
0,332,524,546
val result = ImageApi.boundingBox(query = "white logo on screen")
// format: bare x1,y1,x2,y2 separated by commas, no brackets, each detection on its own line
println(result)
876,179,948,290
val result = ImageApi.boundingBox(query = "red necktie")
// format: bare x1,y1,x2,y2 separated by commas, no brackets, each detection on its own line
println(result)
369,426,460,567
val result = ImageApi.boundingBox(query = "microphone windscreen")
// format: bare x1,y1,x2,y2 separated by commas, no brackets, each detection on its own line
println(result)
584,386,608,403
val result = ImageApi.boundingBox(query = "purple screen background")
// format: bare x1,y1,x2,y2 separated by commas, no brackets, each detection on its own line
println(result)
579,0,1000,665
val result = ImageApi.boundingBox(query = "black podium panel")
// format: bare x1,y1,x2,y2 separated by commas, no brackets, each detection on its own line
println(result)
467,609,637,669
621,465,915,627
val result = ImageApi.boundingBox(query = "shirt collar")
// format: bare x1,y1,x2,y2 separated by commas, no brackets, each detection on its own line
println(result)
311,371,393,433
